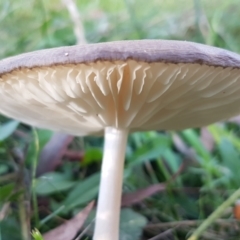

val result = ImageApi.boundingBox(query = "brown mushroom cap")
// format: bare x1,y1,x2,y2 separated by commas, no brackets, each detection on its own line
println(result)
1,40,240,135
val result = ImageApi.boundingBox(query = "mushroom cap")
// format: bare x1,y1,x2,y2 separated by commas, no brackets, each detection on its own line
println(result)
1,40,240,136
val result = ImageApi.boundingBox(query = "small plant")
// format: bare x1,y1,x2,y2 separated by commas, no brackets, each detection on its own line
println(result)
32,229,44,240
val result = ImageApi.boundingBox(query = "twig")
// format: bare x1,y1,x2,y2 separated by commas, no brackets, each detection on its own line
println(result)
148,229,174,240
62,0,87,44
146,219,240,230
0,172,17,183
74,217,95,240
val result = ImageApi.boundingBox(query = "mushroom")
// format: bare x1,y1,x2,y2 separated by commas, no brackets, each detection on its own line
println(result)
1,40,240,240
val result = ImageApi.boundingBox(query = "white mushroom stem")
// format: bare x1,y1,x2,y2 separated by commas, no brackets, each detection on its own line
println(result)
93,127,129,240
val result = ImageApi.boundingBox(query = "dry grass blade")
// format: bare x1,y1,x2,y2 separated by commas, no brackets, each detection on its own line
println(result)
228,115,240,124
200,128,214,152
62,0,87,44
43,201,94,240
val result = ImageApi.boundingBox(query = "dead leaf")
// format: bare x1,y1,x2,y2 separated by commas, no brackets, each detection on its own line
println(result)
172,133,198,167
200,127,214,152
43,201,94,240
64,150,84,161
172,133,189,156
122,185,200,207
37,133,74,176
227,115,240,124
122,184,166,207
122,161,194,207
168,162,187,182
0,202,10,221
234,199,240,220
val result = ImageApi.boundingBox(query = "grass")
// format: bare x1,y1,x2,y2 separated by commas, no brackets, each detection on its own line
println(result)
1,0,240,239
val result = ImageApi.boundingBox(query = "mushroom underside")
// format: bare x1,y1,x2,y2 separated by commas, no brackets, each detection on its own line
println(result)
0,60,240,134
